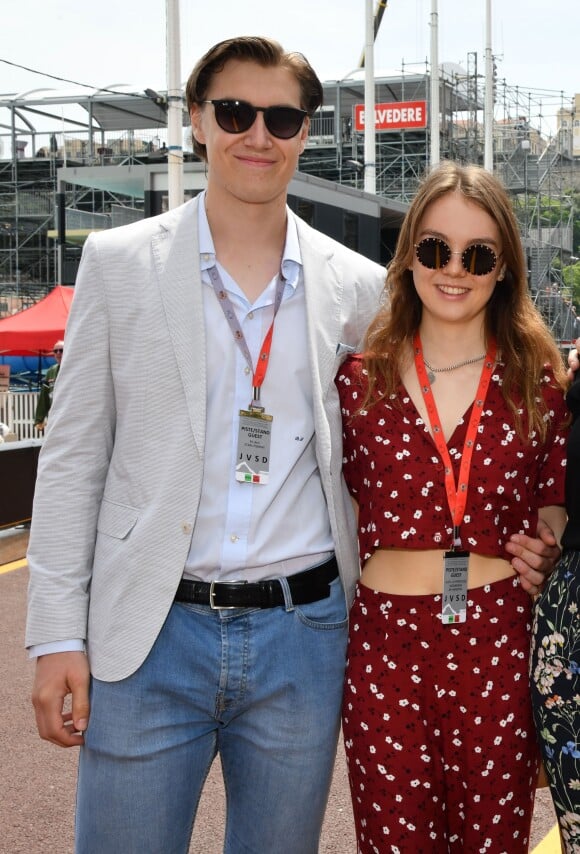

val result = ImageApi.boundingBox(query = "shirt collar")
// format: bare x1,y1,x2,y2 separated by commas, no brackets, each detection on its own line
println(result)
198,190,302,289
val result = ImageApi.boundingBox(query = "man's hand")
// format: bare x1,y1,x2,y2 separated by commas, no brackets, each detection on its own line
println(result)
34,421,45,431
505,517,560,595
32,651,90,747
567,338,579,381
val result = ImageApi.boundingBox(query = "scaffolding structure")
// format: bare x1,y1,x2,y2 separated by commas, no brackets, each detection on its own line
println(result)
300,55,579,343
0,59,578,341
0,86,174,310
0,155,58,308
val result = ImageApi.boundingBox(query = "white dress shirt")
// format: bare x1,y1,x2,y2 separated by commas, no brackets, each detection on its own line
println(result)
30,194,333,657
184,194,333,582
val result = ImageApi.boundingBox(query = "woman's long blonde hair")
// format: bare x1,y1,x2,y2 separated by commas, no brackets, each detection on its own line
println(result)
362,160,567,440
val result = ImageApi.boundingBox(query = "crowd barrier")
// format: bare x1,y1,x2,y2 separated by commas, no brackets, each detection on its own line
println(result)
0,392,39,441
0,439,42,528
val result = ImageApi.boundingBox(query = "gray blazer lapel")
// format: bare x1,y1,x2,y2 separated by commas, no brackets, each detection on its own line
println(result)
152,198,206,456
296,215,343,399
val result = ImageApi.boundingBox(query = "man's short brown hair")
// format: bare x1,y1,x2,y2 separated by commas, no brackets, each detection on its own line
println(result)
185,36,323,161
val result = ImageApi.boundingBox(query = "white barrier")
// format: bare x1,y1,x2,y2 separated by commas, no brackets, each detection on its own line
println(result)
0,392,39,441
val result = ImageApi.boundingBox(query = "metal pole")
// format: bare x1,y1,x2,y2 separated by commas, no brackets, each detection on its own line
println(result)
483,0,494,172
11,104,19,298
429,0,440,166
336,81,342,182
56,191,65,284
364,0,376,194
166,0,184,208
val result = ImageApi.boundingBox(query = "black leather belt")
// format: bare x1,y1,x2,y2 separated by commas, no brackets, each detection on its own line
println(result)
175,556,338,610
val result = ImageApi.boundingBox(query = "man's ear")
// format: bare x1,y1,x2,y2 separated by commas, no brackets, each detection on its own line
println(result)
190,106,205,144
298,116,310,155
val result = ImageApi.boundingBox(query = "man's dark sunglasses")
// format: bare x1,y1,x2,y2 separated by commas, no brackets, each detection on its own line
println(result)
414,237,499,277
53,348,63,354
201,99,308,139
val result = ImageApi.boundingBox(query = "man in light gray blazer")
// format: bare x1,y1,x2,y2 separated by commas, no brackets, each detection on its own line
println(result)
26,36,559,854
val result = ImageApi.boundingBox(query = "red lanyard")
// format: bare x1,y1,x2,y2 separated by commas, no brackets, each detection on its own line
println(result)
208,264,285,408
253,324,274,391
413,333,497,549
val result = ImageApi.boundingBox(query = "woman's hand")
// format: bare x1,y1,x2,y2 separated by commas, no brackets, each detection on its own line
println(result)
505,516,562,595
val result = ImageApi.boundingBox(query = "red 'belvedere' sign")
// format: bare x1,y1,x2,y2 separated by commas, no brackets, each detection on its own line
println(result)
354,100,427,132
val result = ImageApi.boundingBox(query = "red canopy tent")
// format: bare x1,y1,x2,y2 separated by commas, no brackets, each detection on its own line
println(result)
0,286,74,355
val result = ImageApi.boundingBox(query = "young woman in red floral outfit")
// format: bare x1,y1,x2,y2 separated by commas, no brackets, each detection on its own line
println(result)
337,161,569,852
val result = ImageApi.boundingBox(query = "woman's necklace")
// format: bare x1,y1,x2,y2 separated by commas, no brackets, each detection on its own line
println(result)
423,352,486,384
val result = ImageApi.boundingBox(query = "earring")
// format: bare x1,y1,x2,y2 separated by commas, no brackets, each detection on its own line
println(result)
497,265,506,281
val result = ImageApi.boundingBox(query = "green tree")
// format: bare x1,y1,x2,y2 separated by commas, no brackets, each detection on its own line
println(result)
563,261,580,313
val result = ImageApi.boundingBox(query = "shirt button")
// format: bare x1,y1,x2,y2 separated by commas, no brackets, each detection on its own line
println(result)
244,366,251,375
230,533,239,543
248,311,254,319
181,522,192,535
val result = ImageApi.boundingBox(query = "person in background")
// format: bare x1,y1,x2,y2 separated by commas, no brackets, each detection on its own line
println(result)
25,38,560,853
34,339,63,430
337,161,569,853
569,341,580,378
531,369,580,854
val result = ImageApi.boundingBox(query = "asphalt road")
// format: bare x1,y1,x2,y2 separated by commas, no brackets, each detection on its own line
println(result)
0,562,558,853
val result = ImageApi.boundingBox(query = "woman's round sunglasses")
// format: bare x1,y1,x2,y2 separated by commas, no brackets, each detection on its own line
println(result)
414,237,499,276
200,99,308,140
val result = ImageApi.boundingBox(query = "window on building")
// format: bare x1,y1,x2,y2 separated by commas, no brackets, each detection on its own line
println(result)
297,199,315,227
344,212,359,251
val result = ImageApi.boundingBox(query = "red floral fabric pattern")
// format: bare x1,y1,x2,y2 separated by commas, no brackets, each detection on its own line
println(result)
337,356,567,562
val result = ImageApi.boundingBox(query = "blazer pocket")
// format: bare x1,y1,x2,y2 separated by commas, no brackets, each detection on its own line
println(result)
97,498,139,540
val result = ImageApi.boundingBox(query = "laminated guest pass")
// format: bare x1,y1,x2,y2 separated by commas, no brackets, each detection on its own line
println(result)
236,408,273,484
208,262,285,487
413,334,497,627
442,550,469,624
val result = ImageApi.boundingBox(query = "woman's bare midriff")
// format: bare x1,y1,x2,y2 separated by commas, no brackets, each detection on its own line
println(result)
360,548,516,595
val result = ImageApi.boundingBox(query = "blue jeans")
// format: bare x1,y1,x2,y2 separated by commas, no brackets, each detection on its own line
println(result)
75,575,348,854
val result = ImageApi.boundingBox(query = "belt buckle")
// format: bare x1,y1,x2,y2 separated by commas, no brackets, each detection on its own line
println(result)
209,580,237,610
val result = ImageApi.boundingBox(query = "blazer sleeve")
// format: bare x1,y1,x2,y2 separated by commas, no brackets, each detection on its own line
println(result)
26,235,115,646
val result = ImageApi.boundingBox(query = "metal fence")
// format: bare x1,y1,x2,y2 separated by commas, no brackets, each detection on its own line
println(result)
0,392,39,440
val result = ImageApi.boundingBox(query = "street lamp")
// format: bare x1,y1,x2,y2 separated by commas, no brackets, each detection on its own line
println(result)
333,69,361,184
346,159,364,189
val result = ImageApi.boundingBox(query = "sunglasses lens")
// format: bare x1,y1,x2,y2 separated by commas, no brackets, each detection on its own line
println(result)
416,238,497,276
462,244,497,276
264,107,305,139
415,237,451,269
214,101,255,134
210,100,305,139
